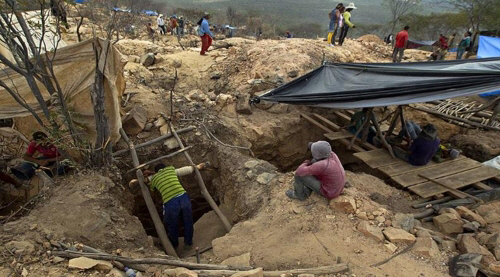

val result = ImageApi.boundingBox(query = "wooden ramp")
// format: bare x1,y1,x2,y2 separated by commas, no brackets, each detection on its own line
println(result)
302,111,500,199
354,148,499,198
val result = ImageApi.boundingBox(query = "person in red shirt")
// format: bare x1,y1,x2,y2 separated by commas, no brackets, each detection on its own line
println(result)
393,26,409,63
21,131,66,177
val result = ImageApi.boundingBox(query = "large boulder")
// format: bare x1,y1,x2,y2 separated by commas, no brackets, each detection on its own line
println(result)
449,253,482,277
383,227,416,244
457,234,496,268
68,257,113,272
163,267,198,277
456,206,488,227
357,220,385,242
433,213,464,234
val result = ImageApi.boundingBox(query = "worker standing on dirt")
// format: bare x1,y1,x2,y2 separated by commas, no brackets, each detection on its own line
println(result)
327,3,343,46
393,26,409,63
170,15,178,35
157,14,166,35
147,22,156,42
286,141,345,201
198,13,215,55
456,31,472,60
138,163,206,250
178,16,185,36
338,3,356,46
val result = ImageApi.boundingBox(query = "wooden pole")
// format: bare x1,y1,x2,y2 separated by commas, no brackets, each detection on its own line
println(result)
370,111,395,158
385,106,401,138
126,146,193,174
361,108,373,142
52,250,252,271
112,126,195,157
193,265,349,277
348,110,371,150
488,101,500,126
119,129,178,258
166,120,232,232
399,106,411,140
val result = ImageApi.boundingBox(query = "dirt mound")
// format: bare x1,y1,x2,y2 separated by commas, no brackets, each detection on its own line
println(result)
0,173,154,253
450,130,500,162
358,34,384,44
210,167,449,276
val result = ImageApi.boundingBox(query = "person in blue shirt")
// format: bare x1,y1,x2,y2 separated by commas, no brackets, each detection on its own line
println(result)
456,31,471,60
327,3,343,46
198,13,215,55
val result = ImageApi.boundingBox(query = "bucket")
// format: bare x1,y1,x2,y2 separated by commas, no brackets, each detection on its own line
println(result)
10,162,37,180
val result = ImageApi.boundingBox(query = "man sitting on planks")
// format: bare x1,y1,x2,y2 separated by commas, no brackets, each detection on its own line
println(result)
130,162,207,251
390,123,440,166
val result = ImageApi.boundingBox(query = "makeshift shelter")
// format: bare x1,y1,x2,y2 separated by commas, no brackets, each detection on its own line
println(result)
257,58,500,109
0,39,126,143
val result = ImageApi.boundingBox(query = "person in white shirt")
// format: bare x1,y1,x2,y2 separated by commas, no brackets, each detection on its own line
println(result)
157,14,166,35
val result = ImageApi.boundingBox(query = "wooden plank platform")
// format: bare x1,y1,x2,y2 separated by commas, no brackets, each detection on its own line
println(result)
392,158,483,188
409,165,500,198
377,155,466,177
324,130,353,141
353,149,401,169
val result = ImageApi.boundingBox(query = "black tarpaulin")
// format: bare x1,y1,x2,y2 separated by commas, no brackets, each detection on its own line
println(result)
258,58,500,109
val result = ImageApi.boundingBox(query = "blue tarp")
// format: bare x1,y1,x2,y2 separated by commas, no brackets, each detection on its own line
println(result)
478,36,500,58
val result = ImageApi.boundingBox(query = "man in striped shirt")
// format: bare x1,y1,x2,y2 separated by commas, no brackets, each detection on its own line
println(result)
142,163,204,249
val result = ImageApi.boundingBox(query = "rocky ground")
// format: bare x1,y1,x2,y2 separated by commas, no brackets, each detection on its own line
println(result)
2,13,500,277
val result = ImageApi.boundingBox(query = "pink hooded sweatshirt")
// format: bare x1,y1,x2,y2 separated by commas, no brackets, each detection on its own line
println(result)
295,141,346,199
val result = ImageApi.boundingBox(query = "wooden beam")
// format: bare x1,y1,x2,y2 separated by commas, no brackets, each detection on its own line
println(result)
126,146,193,174
311,113,376,151
119,129,178,257
113,126,195,157
165,118,232,232
370,110,395,158
385,106,401,138
300,113,364,152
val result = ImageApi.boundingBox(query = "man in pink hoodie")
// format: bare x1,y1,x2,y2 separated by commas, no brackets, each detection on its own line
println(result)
286,141,346,200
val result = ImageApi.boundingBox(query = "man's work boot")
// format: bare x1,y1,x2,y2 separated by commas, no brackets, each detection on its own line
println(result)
286,190,304,200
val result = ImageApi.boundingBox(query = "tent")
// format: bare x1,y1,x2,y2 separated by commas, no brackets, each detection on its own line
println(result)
258,58,500,109
478,36,500,59
0,39,125,143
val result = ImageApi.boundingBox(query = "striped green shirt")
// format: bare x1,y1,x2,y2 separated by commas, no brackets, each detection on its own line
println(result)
150,166,186,204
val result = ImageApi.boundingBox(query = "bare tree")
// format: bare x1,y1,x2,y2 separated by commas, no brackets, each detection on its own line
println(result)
226,6,236,26
383,0,420,34
447,0,497,31
0,0,80,144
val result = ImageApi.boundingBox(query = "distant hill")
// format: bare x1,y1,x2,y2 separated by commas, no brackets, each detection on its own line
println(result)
164,0,450,34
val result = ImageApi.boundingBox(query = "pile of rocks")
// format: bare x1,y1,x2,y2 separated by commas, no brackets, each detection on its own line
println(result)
331,196,500,276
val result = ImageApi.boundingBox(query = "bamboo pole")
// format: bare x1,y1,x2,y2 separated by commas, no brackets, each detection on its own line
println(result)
165,120,232,232
119,129,178,258
488,101,500,126
410,106,500,132
126,146,193,174
112,126,195,157
371,111,395,158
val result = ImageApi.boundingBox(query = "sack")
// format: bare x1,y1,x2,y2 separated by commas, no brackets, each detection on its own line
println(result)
197,26,204,36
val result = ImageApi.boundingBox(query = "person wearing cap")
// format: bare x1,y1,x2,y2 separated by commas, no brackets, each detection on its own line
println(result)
178,16,185,36
393,26,409,62
157,14,166,35
286,141,346,201
327,3,343,46
392,124,440,166
338,3,357,46
198,13,215,55
170,15,178,35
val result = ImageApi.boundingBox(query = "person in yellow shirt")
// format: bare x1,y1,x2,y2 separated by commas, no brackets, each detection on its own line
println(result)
338,3,357,46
